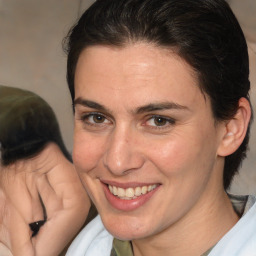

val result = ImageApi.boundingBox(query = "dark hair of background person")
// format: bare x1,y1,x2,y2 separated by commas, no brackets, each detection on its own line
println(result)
0,85,72,165
63,0,253,190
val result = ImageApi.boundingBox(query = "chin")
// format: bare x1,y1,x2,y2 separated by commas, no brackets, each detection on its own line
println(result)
109,228,149,241
101,213,153,240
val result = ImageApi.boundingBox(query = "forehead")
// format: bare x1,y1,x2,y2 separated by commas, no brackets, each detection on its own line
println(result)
74,43,207,112
75,43,196,81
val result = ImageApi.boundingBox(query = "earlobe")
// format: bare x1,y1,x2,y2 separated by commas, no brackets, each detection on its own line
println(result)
217,97,251,157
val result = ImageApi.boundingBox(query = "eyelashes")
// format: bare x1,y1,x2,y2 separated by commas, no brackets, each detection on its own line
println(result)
80,112,111,126
143,115,175,128
78,112,176,131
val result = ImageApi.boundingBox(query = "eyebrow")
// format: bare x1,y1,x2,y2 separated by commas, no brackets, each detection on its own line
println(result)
73,98,109,112
73,97,189,114
135,102,189,114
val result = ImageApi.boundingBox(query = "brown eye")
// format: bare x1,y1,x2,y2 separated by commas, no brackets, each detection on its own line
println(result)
81,113,111,126
144,115,175,129
93,114,106,123
154,117,167,126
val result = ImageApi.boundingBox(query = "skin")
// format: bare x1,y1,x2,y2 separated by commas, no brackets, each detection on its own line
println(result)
0,143,90,256
73,43,242,255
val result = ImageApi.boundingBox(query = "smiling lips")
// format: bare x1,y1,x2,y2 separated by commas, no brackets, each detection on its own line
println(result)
108,184,158,200
103,182,160,211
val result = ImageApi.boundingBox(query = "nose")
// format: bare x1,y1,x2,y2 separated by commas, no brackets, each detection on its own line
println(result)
103,127,144,176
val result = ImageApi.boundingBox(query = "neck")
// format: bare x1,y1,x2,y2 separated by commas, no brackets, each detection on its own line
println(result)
132,165,239,256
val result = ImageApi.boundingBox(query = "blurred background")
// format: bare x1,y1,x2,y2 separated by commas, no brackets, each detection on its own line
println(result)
0,0,255,195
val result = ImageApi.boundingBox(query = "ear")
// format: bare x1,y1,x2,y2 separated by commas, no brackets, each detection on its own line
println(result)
217,97,251,157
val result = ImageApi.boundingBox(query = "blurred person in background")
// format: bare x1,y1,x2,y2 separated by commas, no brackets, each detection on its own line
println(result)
0,85,90,256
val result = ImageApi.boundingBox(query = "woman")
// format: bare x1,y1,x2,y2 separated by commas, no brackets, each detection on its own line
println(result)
0,85,89,256
64,0,255,255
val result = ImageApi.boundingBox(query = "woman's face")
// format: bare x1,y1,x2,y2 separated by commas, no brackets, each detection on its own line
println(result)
73,43,225,240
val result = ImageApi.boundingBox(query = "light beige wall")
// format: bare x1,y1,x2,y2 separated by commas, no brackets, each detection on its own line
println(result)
0,0,94,152
0,0,255,195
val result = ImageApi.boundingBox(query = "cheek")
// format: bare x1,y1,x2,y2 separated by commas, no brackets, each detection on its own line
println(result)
147,137,192,173
72,132,104,172
147,131,216,178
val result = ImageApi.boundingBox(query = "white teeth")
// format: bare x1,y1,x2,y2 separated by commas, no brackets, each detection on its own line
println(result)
108,184,158,200
117,187,125,197
141,186,147,194
113,186,118,195
125,188,135,197
134,187,141,196
148,184,157,192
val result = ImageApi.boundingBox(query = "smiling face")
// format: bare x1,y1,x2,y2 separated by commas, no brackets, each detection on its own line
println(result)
73,43,226,240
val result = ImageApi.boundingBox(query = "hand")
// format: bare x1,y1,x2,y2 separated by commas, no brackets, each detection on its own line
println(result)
0,143,90,256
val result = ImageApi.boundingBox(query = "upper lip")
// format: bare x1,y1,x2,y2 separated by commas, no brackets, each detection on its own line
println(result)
100,179,160,189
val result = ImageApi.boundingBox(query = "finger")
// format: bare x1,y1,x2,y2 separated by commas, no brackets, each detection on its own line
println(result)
33,207,86,256
3,199,34,256
45,160,90,210
1,166,45,226
0,188,10,249
25,172,45,223
35,173,62,218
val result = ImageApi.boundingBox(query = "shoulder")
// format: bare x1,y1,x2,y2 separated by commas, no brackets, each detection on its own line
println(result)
66,215,114,256
209,195,256,256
